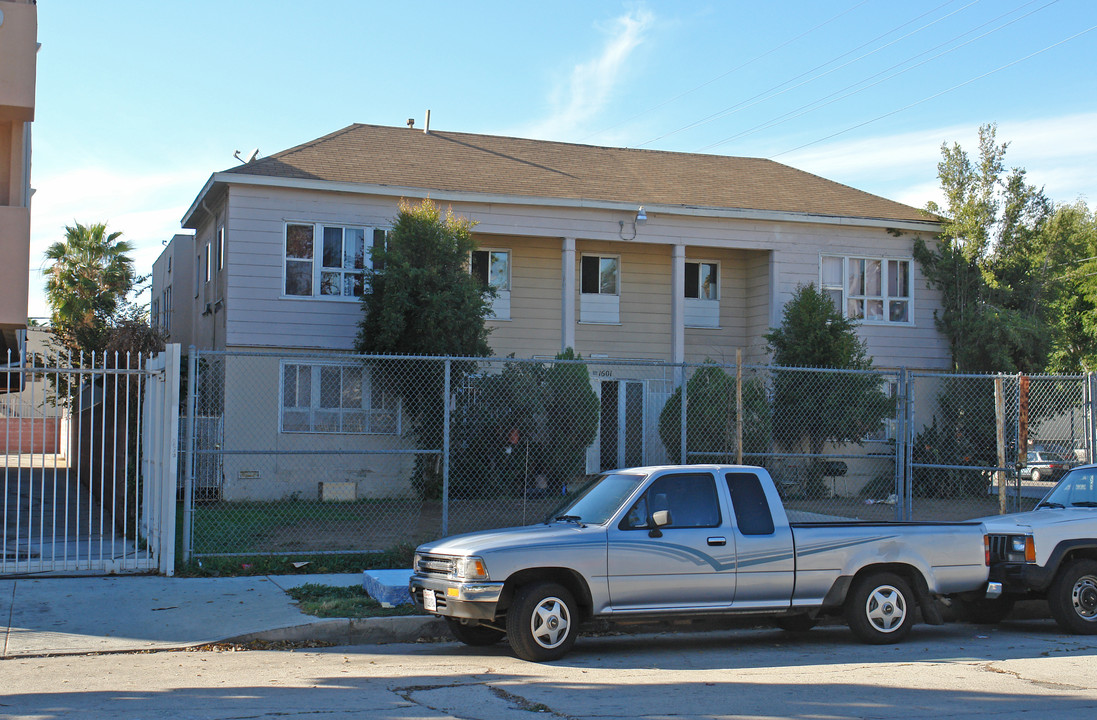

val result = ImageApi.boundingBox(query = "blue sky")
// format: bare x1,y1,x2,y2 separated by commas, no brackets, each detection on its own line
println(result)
27,0,1097,317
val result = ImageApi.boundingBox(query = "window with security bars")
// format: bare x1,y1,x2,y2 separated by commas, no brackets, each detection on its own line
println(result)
284,223,386,299
280,361,400,434
821,255,911,324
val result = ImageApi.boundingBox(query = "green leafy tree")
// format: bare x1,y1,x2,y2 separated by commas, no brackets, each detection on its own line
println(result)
764,284,893,496
1044,202,1097,372
914,124,1053,372
450,349,599,498
356,199,494,498
44,221,136,355
658,363,770,464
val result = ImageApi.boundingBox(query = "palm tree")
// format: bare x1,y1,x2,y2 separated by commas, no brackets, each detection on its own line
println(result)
44,221,135,354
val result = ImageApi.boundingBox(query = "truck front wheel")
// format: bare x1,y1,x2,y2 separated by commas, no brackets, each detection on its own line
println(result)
845,572,914,644
506,582,578,662
1048,559,1097,634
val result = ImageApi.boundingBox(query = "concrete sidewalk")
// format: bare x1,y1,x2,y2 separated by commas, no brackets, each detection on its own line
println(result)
0,573,446,658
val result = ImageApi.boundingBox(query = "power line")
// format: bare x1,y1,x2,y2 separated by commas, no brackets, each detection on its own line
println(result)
697,0,1057,153
769,23,1097,160
578,0,872,144
640,0,972,148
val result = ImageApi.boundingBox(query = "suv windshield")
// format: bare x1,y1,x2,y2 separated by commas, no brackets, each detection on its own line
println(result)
1041,467,1097,508
545,472,648,525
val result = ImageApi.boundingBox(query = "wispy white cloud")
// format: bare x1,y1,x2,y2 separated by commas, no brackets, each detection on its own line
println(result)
27,165,206,317
778,112,1097,209
521,7,655,140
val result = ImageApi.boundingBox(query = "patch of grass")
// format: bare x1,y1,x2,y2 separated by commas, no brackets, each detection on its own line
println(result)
176,543,416,578
287,583,424,618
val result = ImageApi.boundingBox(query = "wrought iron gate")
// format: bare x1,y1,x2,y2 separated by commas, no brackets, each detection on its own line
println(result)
1,344,180,575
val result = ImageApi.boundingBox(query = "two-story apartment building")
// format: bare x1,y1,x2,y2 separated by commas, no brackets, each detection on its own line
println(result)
0,0,36,382
158,122,947,499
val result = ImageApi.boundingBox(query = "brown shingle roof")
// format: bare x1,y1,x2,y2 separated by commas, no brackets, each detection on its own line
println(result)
223,124,931,223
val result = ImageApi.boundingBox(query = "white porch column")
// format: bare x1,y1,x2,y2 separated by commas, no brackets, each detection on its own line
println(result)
671,243,685,364
561,237,576,352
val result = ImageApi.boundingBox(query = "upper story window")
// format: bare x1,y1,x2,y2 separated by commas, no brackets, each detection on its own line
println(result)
472,249,511,320
163,286,173,334
151,298,159,332
685,262,718,300
284,222,386,299
580,255,620,324
217,226,225,271
581,255,618,295
821,255,911,325
471,250,510,291
204,242,212,283
684,260,720,328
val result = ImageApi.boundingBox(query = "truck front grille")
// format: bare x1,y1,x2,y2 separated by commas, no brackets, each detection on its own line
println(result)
416,554,455,577
987,534,1011,563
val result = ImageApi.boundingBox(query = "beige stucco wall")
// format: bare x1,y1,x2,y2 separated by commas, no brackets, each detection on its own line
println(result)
216,347,417,501
195,183,949,370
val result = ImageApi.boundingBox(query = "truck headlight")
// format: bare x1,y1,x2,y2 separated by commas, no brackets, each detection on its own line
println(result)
413,553,423,572
1010,537,1027,553
454,556,489,580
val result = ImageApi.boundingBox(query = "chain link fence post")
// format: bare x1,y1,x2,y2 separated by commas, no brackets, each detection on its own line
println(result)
181,346,198,564
442,358,451,537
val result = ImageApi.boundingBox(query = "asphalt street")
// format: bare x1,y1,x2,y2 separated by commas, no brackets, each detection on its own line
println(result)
2,617,1096,720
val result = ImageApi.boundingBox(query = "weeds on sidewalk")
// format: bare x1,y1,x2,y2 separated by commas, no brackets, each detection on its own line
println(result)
288,583,424,618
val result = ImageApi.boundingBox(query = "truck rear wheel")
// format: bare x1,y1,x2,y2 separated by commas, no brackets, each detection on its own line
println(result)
845,571,914,644
444,617,505,646
1048,558,1097,634
506,582,578,662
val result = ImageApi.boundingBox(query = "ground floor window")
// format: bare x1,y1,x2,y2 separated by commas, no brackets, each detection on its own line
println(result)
280,361,400,434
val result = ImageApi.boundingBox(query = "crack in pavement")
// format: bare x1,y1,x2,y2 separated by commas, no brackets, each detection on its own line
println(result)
981,661,1088,692
394,681,572,720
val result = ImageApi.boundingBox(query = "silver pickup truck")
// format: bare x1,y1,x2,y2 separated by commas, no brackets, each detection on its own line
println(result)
410,464,993,661
979,463,1097,634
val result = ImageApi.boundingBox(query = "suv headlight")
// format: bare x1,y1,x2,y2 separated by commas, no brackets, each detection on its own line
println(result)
454,556,489,580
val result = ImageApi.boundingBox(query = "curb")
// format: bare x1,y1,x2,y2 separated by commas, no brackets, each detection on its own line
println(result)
225,615,450,646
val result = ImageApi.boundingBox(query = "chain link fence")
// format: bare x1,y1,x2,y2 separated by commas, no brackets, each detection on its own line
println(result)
180,349,1097,562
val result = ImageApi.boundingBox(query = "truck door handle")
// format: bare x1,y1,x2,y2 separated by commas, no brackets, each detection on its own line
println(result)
707,537,726,546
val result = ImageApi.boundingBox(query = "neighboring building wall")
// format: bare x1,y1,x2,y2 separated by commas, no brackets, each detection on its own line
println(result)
0,0,36,362
151,234,196,349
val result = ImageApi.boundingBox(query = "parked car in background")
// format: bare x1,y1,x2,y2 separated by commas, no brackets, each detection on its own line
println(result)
1021,450,1072,483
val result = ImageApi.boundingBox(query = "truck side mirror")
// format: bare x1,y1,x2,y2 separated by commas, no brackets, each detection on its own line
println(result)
649,510,671,537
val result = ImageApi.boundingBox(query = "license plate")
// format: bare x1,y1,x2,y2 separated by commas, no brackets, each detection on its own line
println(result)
423,590,437,612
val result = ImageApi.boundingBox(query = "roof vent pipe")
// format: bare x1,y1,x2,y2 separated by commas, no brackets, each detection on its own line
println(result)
424,109,430,134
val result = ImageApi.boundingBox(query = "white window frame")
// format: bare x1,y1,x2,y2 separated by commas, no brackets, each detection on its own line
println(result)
163,286,172,334
471,249,511,320
820,254,913,326
204,242,211,284
279,360,402,435
217,226,225,271
684,260,720,329
579,254,621,324
282,221,386,301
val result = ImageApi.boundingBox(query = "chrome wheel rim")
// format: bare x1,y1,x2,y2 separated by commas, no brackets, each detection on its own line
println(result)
865,585,907,633
530,596,571,649
1071,575,1097,621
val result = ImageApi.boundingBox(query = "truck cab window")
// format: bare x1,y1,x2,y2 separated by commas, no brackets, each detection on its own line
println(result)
622,473,720,529
726,472,775,535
